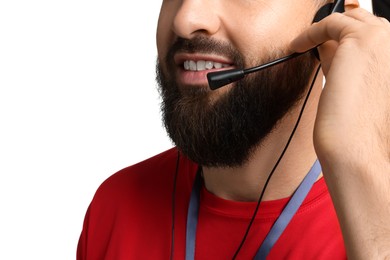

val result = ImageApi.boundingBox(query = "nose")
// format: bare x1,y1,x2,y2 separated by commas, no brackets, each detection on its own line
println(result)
172,0,221,39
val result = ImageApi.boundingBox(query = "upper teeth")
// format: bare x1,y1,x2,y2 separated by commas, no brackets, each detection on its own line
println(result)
183,60,229,71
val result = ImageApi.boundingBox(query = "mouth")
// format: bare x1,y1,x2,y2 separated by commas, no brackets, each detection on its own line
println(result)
175,54,234,86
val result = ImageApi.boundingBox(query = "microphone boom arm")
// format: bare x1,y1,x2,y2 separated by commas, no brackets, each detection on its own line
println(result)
206,51,308,90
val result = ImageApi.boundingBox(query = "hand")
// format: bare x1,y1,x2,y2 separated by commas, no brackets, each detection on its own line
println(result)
290,7,390,259
291,8,390,169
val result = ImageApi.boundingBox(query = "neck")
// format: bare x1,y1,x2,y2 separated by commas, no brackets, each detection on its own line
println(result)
202,73,323,202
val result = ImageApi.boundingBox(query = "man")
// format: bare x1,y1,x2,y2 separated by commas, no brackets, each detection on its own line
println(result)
77,0,390,259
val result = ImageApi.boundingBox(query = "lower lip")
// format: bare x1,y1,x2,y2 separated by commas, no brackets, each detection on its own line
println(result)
177,67,231,86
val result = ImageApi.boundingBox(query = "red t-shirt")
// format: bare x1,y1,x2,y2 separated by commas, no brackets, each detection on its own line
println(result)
77,148,346,259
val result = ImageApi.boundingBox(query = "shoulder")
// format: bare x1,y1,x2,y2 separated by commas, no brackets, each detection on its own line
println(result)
77,147,197,258
92,147,181,204
88,147,199,212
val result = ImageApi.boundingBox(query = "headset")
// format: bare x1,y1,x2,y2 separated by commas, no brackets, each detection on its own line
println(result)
171,0,345,259
207,0,345,90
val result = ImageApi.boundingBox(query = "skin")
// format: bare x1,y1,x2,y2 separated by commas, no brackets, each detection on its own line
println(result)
292,6,390,259
157,0,390,258
157,0,322,201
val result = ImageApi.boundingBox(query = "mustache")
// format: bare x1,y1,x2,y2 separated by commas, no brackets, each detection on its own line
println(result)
165,36,244,67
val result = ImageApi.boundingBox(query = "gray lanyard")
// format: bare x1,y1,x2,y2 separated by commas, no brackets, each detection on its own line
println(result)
186,160,322,260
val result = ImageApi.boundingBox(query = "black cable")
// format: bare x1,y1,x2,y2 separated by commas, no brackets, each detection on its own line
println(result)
170,151,181,260
232,64,322,259
170,65,322,259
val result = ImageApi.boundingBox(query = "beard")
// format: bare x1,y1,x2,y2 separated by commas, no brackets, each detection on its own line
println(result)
156,36,317,168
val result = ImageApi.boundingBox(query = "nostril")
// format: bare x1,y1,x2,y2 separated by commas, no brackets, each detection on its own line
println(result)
172,2,220,39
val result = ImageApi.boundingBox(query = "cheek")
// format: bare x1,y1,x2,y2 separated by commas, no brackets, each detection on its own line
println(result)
221,7,291,65
226,1,317,58
224,19,279,66
243,24,315,65
156,23,167,61
156,6,174,62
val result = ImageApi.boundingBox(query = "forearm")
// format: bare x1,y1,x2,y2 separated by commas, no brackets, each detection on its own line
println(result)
321,157,390,259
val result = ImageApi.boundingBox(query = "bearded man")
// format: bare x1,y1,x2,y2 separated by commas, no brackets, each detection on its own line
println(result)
77,0,390,259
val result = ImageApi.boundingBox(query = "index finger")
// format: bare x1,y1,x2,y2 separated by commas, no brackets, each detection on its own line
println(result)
290,12,360,53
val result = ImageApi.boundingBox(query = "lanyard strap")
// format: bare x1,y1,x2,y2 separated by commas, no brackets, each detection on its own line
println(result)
185,167,202,260
255,159,321,259
186,160,322,260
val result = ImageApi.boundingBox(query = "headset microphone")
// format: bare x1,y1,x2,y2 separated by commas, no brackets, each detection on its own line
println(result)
207,0,345,90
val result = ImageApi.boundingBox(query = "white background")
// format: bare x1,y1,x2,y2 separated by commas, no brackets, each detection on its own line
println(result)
0,1,372,259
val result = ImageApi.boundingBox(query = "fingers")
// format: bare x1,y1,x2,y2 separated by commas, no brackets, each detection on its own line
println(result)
290,8,385,53
290,13,355,53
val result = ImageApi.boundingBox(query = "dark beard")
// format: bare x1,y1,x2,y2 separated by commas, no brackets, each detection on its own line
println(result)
156,36,316,168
